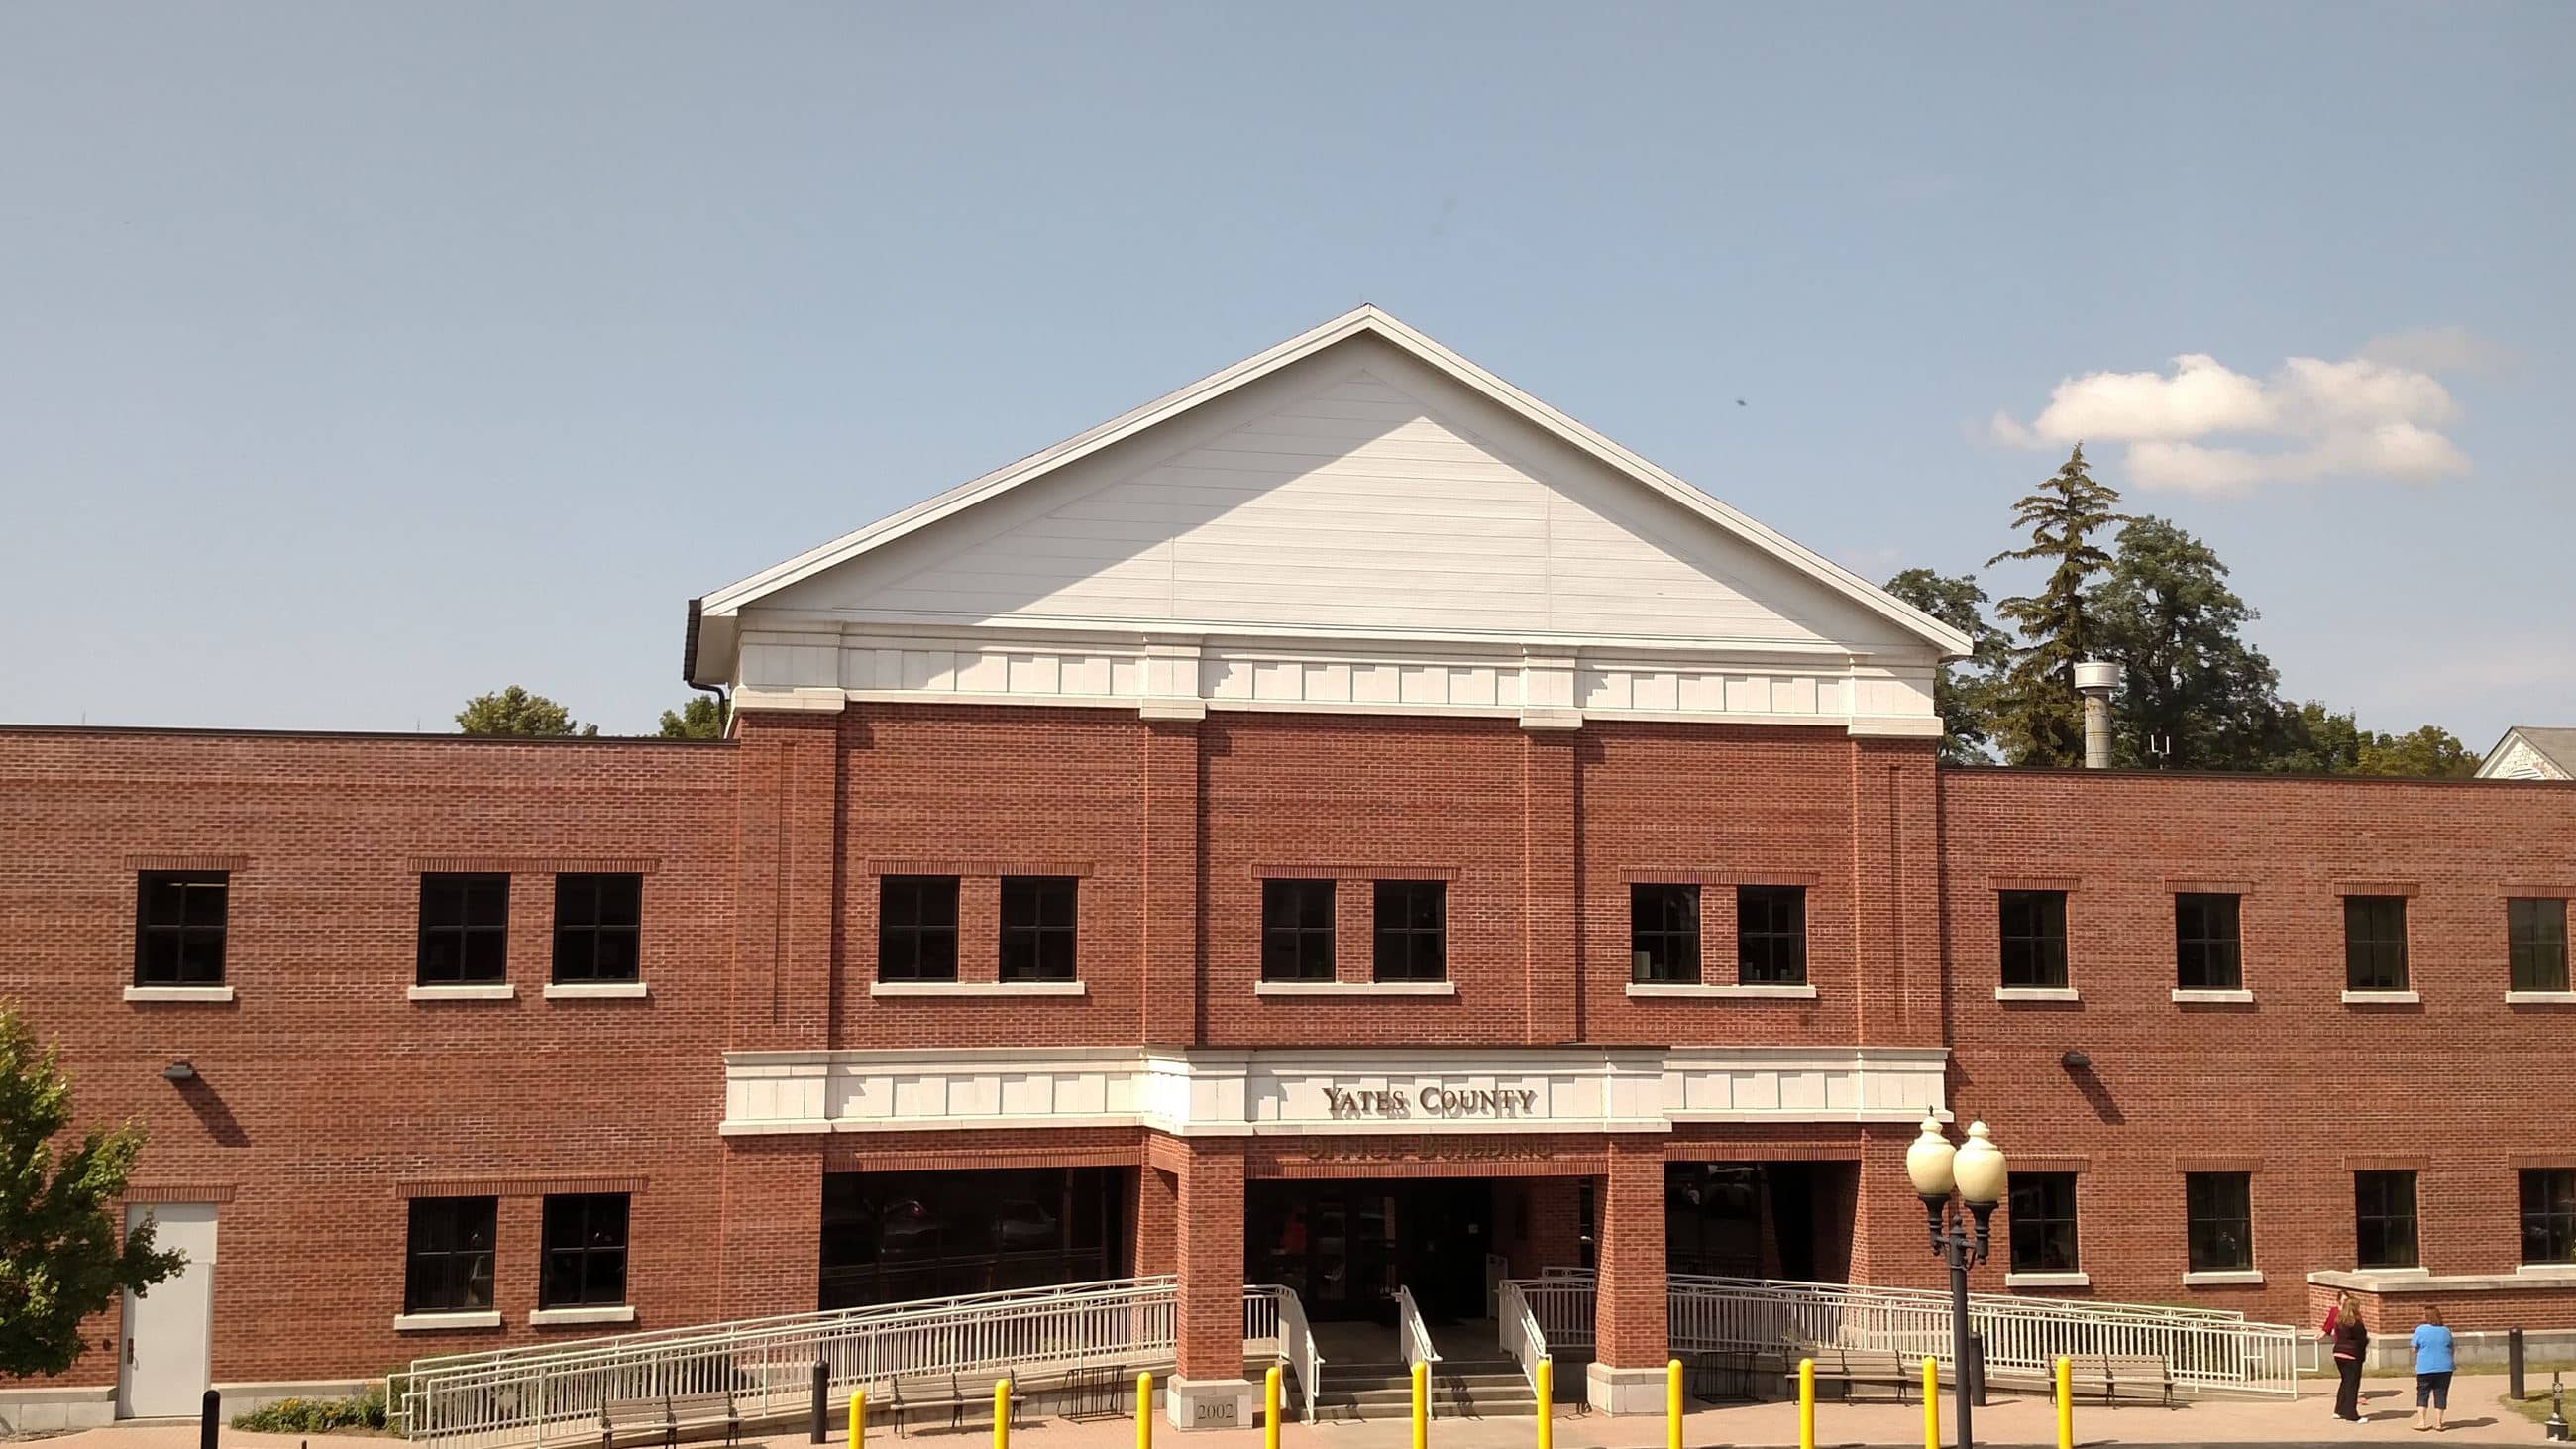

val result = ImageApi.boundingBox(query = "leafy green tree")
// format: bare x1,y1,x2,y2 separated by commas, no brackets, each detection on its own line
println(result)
2258,704,2477,778
1,1005,185,1378
656,696,726,740
2354,724,2481,778
456,687,598,738
1986,445,2129,766
2094,517,2283,769
1884,568,2009,765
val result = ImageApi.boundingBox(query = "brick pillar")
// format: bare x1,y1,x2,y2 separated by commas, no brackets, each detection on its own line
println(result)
1850,1125,1944,1292
1847,738,1942,1047
718,1137,824,1319
1135,1166,1179,1277
1522,730,1580,1044
1587,1141,1669,1413
1141,720,1202,1046
732,709,842,1052
1167,1139,1248,1429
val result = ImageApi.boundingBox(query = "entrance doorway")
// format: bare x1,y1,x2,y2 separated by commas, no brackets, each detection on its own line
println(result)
118,1202,216,1419
1245,1179,1491,1325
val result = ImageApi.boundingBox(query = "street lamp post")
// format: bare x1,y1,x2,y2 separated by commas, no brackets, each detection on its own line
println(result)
1906,1117,2009,1449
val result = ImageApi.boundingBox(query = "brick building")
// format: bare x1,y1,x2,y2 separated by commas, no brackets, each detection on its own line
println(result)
4,308,2571,1430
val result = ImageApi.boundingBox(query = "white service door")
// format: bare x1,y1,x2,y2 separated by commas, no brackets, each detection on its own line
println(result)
119,1203,217,1419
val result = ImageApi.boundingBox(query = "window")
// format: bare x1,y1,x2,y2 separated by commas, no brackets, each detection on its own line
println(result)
1630,884,1700,984
1998,890,2069,989
552,874,641,983
2174,893,2242,990
134,871,229,986
2510,898,2569,992
404,1196,497,1314
878,876,959,982
417,874,508,985
2354,1170,2419,1270
1261,880,1335,982
2008,1172,2079,1275
2344,896,2409,991
999,876,1078,982
2523,1169,2576,1266
540,1193,630,1308
2185,1172,2254,1272
1738,885,1809,986
1373,881,1447,982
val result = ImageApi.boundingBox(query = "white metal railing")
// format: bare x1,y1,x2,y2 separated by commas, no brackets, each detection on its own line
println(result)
1664,1276,2301,1398
1514,1275,1596,1354
1497,1281,1548,1393
1394,1284,1441,1368
398,1276,1319,1446
1266,1282,1323,1423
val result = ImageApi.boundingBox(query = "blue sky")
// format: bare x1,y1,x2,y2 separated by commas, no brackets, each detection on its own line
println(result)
4,3,2568,743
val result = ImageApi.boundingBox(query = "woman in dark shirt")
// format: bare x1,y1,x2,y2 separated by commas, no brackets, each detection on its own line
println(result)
2326,1291,2370,1421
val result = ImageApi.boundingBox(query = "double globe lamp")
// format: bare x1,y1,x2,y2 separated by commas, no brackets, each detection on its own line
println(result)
1906,1116,2010,1449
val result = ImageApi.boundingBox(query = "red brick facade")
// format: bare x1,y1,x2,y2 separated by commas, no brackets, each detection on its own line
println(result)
4,710,2573,1406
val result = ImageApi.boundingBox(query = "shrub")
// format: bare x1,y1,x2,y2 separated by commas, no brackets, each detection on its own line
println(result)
231,1382,388,1433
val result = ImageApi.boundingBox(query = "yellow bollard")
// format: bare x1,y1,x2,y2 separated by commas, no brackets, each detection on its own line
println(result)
1535,1357,1554,1449
1264,1365,1282,1449
1135,1373,1152,1449
2054,1356,2073,1449
1411,1360,1429,1449
1796,1359,1815,1449
993,1378,1011,1449
847,1390,866,1449
1921,1359,1939,1449
1666,1359,1683,1449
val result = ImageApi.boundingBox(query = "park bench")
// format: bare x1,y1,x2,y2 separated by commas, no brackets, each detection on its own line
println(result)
1789,1348,1916,1403
885,1373,1027,1437
598,1391,739,1449
2053,1354,2174,1407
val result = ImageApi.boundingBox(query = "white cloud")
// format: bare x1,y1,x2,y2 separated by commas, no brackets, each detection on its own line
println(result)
1989,338,2481,495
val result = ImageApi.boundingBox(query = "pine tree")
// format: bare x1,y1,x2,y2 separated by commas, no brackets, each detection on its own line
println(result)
2094,517,2282,769
1986,445,2128,766
1,1005,185,1378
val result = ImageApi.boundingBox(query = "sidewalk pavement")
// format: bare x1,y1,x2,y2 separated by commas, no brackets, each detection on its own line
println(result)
21,1380,2537,1449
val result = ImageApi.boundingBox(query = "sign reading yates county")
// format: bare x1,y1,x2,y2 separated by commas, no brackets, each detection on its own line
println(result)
1325,1082,1543,1120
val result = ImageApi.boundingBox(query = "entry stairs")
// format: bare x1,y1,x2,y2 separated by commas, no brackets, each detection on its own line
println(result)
393,1271,2301,1448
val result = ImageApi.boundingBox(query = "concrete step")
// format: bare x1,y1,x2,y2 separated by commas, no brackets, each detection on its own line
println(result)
1306,1363,1541,1421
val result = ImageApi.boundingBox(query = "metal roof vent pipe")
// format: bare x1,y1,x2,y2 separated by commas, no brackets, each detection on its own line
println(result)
2073,660,2119,769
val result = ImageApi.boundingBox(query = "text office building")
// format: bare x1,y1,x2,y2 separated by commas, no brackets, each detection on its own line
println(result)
5,308,2573,1428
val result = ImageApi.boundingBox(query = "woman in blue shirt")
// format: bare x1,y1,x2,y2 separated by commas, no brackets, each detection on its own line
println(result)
2411,1305,2456,1432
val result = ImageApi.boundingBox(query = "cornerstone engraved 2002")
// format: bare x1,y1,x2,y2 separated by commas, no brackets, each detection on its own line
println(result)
1323,1083,1542,1119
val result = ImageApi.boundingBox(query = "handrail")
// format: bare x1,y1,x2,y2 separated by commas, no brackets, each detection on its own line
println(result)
1394,1284,1441,1368
1496,1281,1548,1393
1266,1282,1324,1423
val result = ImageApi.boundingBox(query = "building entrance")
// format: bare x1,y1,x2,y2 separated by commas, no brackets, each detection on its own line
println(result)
1246,1179,1492,1325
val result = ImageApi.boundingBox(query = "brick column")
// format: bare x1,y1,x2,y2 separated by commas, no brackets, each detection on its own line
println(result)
731,709,842,1052
1140,720,1203,1046
717,1136,824,1320
1166,1139,1249,1429
1587,1140,1669,1413
1847,738,1942,1047
1134,1166,1179,1277
1522,731,1580,1044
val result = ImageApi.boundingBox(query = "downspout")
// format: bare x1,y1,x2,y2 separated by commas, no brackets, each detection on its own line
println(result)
683,597,731,735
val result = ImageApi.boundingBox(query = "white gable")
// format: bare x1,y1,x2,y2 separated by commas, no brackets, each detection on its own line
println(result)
699,309,1959,736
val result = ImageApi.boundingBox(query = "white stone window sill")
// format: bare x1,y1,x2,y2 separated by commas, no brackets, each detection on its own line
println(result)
528,1305,636,1326
2517,1263,2576,1278
2172,988,2254,1004
2181,1270,2264,1287
2506,990,2576,1004
393,1311,502,1332
2339,989,2420,1005
1255,980,1455,996
124,985,236,1003
1626,983,1818,999
1995,986,2079,1002
544,981,650,1000
2004,1272,2091,1289
870,980,1086,996
407,983,516,1001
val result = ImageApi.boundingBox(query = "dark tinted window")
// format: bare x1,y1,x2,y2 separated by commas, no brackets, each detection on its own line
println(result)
2175,893,2242,990
1261,880,1335,982
404,1196,497,1313
999,877,1078,981
540,1193,629,1308
2008,1172,2079,1274
1373,881,1447,982
1630,884,1699,984
2523,1169,2576,1265
2185,1172,2254,1272
1738,885,1808,986
552,874,641,983
1999,891,2069,989
878,876,959,982
2510,898,2569,993
135,872,229,987
2354,1170,2418,1270
2343,896,2409,991
417,874,508,985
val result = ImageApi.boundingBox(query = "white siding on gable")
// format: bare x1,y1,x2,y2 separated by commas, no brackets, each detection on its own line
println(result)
795,349,1903,650
2479,734,2574,781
